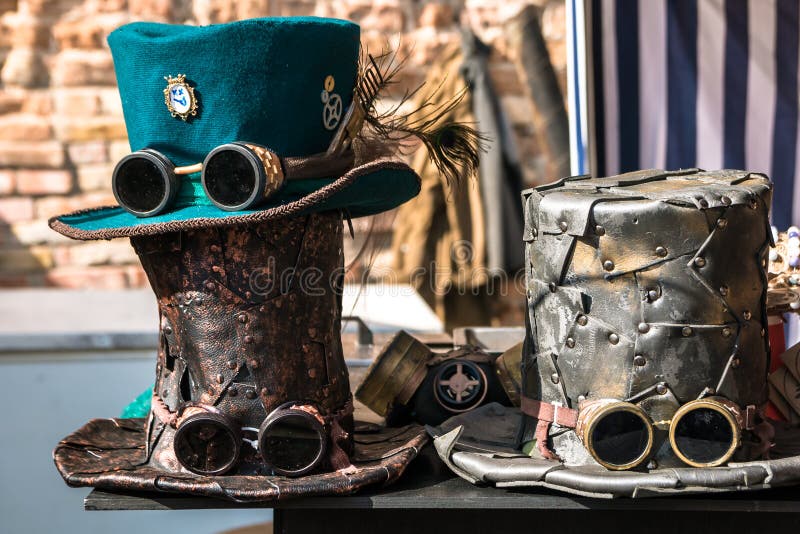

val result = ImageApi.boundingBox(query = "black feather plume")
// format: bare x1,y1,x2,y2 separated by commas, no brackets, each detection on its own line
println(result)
355,46,488,185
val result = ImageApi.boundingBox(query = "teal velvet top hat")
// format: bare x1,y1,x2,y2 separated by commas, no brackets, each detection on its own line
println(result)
49,17,421,240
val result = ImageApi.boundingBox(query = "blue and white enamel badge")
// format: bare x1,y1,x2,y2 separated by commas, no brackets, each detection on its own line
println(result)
321,75,342,130
163,74,197,121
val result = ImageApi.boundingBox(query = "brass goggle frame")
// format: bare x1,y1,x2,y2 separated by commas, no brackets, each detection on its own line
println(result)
576,396,743,470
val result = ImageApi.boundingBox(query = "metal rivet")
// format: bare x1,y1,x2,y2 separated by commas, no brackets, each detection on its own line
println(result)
638,322,650,333
655,246,668,257
633,355,646,367
603,260,615,271
656,383,667,395
608,333,619,345
577,395,586,403
647,289,659,301
721,196,731,206
245,390,257,400
595,225,606,236
163,326,173,335
216,374,224,384
577,315,588,326
682,326,693,337
694,257,706,268
717,218,728,229
227,360,237,369
308,368,317,378
244,335,254,343
647,459,659,470
566,337,575,348
551,373,560,384
743,310,752,321
722,327,732,338
205,282,215,291
229,387,238,397
731,358,741,368
249,359,259,369
559,221,568,232
238,313,248,323
719,286,729,296
699,198,709,208
548,282,557,293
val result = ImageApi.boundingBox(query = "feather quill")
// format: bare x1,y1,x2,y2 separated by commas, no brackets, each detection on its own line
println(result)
355,46,488,185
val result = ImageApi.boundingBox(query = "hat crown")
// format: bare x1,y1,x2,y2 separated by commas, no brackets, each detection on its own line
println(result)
109,17,360,166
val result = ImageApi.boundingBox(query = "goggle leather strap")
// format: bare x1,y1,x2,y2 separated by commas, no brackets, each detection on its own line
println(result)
325,397,355,472
520,396,579,461
150,391,178,427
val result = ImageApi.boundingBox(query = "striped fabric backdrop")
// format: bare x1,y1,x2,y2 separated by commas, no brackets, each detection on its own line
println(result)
589,0,800,227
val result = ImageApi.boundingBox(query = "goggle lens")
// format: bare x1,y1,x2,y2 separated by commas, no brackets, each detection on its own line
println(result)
259,409,326,476
589,408,652,469
173,412,241,476
113,154,175,217
671,405,737,466
203,148,258,209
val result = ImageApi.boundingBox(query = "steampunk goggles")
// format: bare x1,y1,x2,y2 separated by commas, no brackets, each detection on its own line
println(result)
525,395,750,470
171,401,328,477
112,143,354,217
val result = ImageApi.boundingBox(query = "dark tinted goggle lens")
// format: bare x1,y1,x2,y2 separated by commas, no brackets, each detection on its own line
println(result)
260,410,326,476
672,407,736,465
173,412,241,475
590,409,651,468
112,152,177,217
203,148,257,210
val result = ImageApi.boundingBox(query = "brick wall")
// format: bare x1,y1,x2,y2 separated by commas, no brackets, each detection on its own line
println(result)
0,0,566,289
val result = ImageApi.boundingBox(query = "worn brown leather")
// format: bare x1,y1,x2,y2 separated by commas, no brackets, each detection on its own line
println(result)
52,212,428,501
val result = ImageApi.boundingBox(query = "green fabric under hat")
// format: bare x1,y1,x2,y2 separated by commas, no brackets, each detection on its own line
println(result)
49,17,420,240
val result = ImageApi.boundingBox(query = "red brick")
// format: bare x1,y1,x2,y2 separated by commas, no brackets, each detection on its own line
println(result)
0,114,52,141
8,15,51,48
0,245,53,272
67,141,108,165
16,169,73,195
0,170,15,195
11,219,70,245
419,3,454,28
76,163,112,191
0,91,24,114
0,140,65,168
1,48,48,88
53,89,101,116
126,264,149,287
67,240,138,267
54,116,127,142
0,197,34,222
21,90,53,115
46,265,130,289
35,192,116,218
50,50,116,87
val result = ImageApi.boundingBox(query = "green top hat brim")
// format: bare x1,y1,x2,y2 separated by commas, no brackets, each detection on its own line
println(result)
49,160,420,240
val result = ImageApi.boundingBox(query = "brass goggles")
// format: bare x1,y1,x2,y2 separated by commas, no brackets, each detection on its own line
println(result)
172,401,328,477
112,143,353,217
575,396,745,470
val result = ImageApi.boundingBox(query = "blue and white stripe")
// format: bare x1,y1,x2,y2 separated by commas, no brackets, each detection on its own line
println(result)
589,0,800,227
